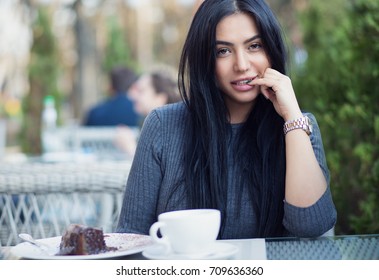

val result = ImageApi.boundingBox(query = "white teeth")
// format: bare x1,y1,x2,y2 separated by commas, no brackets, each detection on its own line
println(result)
236,79,252,85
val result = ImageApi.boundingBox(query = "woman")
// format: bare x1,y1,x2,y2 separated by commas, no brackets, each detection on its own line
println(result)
117,0,336,239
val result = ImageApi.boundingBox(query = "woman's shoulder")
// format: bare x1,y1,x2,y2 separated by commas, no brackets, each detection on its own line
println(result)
148,101,189,124
139,102,189,154
140,102,189,137
154,101,188,116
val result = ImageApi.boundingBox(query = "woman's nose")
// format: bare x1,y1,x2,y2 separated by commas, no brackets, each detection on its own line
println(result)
234,51,250,72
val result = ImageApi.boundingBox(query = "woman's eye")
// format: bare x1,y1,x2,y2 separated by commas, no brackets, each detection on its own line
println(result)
216,48,230,57
249,43,262,51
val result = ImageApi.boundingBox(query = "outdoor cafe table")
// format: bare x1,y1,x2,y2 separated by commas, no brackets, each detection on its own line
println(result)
1,234,378,260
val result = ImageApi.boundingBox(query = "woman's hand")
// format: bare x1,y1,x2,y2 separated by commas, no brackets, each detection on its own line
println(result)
251,68,302,121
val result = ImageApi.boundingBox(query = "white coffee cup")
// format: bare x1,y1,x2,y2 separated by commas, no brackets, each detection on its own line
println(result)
149,209,221,255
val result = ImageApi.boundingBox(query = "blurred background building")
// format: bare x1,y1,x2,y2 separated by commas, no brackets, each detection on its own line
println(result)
0,0,203,153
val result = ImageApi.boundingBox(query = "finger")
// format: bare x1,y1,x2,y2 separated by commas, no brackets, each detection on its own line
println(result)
260,85,275,100
250,78,277,93
249,77,271,87
261,87,270,100
262,67,281,77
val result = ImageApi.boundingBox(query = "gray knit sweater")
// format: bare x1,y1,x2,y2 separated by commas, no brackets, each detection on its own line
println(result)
116,102,337,239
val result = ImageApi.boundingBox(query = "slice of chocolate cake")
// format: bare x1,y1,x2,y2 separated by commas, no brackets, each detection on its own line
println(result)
57,224,115,255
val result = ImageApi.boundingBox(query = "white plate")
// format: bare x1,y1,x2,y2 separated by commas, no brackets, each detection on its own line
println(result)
11,233,153,260
142,242,239,260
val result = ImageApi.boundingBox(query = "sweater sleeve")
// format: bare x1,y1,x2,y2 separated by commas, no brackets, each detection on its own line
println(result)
283,113,337,237
116,110,163,235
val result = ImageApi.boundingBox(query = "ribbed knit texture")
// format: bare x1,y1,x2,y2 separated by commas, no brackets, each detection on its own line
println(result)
116,102,337,239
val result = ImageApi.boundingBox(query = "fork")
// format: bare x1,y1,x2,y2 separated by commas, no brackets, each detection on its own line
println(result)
18,233,58,255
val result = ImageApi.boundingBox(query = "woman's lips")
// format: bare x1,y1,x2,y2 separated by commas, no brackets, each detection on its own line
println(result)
231,76,256,91
233,78,253,85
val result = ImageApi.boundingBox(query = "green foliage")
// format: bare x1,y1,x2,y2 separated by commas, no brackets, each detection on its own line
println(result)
102,17,139,73
21,6,61,154
293,0,379,234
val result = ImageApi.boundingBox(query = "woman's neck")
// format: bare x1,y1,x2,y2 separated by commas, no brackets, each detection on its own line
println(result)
227,101,256,124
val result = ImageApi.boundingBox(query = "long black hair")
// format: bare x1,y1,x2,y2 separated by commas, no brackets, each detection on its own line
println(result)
178,0,287,237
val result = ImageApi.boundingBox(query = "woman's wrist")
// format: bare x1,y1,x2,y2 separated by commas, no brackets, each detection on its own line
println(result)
283,110,303,122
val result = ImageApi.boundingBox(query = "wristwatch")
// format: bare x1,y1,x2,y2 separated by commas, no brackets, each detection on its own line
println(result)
283,116,313,136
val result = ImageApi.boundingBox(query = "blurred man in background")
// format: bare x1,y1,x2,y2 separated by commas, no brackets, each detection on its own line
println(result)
83,66,140,126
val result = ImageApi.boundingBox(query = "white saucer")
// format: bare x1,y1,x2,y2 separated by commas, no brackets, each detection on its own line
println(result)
142,242,238,260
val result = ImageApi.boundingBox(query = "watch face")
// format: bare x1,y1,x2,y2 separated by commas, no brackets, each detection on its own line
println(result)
302,124,310,135
303,116,313,135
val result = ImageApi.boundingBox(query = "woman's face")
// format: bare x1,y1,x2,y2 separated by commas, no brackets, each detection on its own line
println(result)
215,12,270,123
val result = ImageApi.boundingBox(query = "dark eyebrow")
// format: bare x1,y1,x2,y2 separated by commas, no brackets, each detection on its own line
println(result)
216,35,261,46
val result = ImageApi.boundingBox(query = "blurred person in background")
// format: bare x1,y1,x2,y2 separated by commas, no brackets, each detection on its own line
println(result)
114,66,181,157
129,66,181,117
83,66,140,126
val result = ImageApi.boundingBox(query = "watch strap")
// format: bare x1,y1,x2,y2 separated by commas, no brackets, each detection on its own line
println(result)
283,116,312,136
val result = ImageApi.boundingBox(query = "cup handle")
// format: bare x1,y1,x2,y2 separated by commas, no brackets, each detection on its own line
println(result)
149,221,171,255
